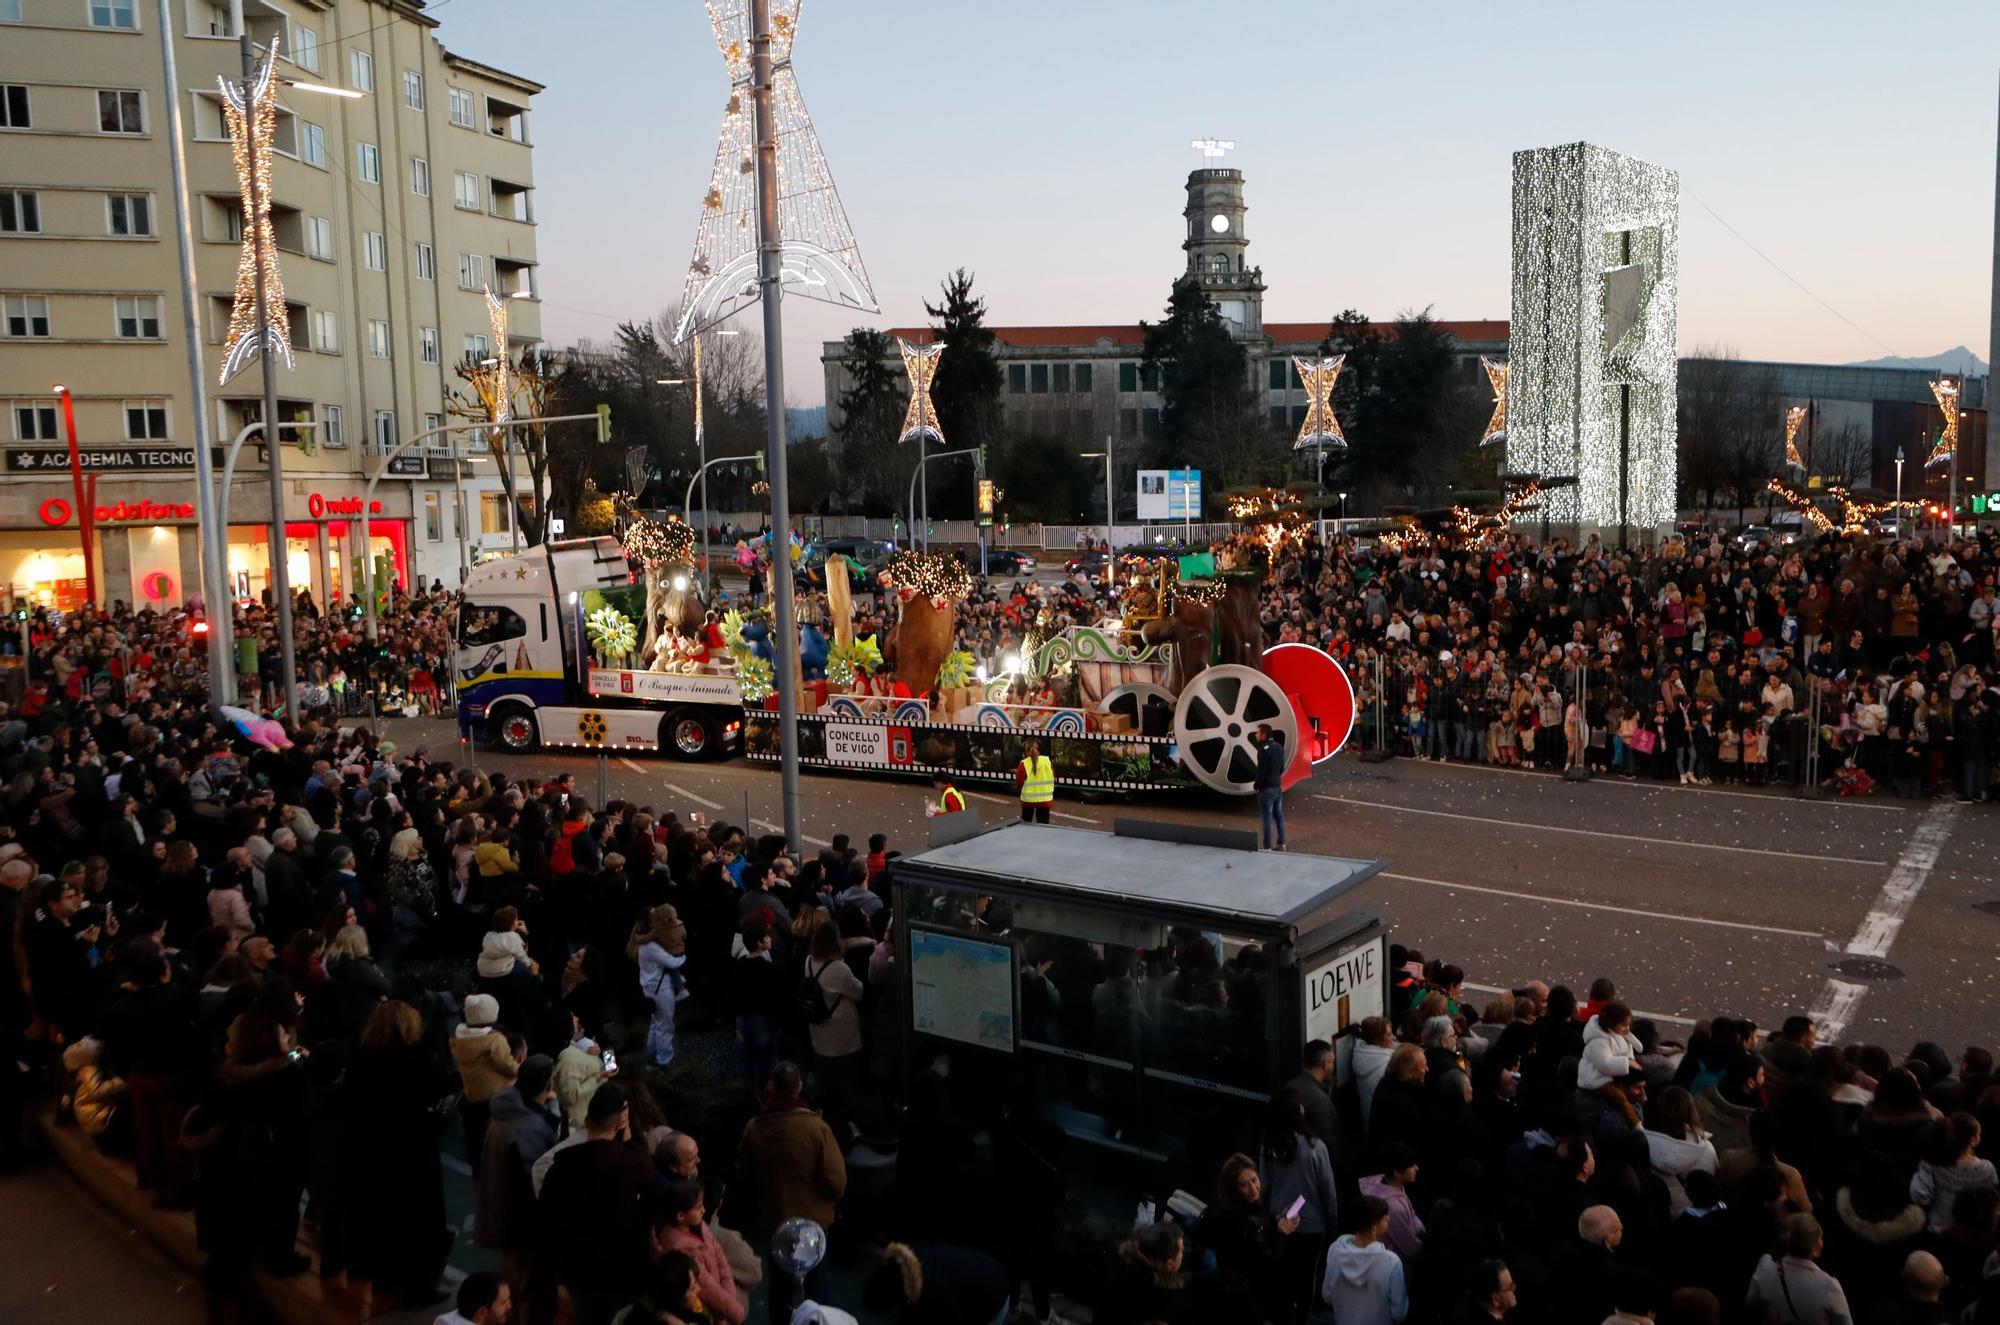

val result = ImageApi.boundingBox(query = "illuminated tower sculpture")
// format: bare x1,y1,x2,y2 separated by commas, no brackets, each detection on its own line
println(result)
1508,142,1679,541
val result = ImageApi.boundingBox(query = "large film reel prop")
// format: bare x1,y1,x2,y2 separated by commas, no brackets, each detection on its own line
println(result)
1097,681,1176,738
1172,664,1299,795
1261,642,1358,765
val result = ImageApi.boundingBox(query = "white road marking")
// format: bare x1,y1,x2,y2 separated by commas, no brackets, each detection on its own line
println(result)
1378,871,1824,938
1806,801,1960,1041
1315,794,1887,866
752,818,832,847
617,757,651,775
1462,980,1696,1027
965,790,1100,824
660,782,724,810
1389,756,1913,810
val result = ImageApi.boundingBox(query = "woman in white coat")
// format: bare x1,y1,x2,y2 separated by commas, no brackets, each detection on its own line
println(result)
1641,1085,1718,1215
630,903,689,1067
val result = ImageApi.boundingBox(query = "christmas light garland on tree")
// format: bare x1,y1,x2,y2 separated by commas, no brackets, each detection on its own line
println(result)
878,550,972,606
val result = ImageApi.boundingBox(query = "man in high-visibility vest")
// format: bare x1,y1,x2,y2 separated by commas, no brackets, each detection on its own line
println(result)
1016,738,1054,823
932,772,966,818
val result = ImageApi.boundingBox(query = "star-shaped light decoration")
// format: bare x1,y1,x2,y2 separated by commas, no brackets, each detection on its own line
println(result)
1479,357,1509,447
1925,377,1960,470
1292,355,1346,451
1783,405,1807,471
217,37,293,384
897,338,944,445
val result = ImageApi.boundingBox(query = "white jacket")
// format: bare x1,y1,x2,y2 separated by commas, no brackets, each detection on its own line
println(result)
1318,1235,1408,1325
1353,1042,1396,1127
1577,1015,1641,1091
1641,1127,1718,1215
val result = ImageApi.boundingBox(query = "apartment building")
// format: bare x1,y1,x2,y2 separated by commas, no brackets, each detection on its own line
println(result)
0,0,543,608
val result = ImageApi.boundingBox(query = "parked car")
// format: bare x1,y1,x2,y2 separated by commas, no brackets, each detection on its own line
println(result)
1064,550,1111,576
953,547,1037,577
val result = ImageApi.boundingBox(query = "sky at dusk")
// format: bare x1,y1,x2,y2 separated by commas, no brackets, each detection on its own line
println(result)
452,0,1999,407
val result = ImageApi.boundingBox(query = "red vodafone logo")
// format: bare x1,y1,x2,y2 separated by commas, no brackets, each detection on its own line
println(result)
307,493,382,518
39,498,71,526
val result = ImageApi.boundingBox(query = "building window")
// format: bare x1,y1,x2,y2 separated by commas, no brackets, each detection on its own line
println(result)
1,86,29,128
449,87,474,128
106,192,153,236
0,1,21,21
1143,407,1160,433
1119,409,1137,438
292,24,319,72
1075,363,1093,392
480,491,512,535
458,252,484,290
1119,363,1137,393
307,215,332,260
12,400,57,440
410,157,430,196
300,121,325,168
350,50,373,93
1052,363,1070,393
124,400,168,439
89,0,137,29
373,409,396,452
463,333,488,360
453,171,480,210
363,230,387,270
414,242,435,280
321,403,342,447
402,69,424,109
115,295,161,339
1268,405,1288,430
367,319,391,359
419,326,439,363
312,308,337,352
97,89,145,134
424,491,441,541
1030,363,1048,394
1007,363,1025,394
3,295,49,337
356,143,380,183
0,190,38,233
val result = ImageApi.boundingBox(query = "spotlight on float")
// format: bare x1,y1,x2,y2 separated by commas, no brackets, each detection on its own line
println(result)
671,573,690,592
1001,653,1020,674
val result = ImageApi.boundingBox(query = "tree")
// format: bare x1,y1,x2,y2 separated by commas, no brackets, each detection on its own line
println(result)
1140,276,1263,492
1323,308,1479,508
1677,346,1782,516
923,268,1004,449
831,327,907,515
991,432,1094,522
446,349,613,546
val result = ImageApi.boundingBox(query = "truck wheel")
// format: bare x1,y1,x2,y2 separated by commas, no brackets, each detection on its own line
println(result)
666,710,718,761
494,707,539,754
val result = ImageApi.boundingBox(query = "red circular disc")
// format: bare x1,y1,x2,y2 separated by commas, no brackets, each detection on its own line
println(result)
1261,642,1357,764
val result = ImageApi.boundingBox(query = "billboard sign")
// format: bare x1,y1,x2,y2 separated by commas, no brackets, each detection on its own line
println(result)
1136,468,1201,521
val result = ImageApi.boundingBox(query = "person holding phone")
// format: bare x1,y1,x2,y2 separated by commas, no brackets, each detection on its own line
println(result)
1198,1152,1299,1324
1259,1088,1338,1322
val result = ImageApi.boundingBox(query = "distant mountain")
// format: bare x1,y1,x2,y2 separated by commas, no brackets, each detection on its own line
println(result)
786,405,827,440
1844,346,1987,375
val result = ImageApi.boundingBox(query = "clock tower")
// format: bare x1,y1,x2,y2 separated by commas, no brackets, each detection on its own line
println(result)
1183,165,1265,337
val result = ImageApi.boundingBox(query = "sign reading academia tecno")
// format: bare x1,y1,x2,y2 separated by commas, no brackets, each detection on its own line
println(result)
39,496,196,527
5,446,222,473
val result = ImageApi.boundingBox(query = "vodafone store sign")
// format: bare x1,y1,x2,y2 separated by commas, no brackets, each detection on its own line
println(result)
40,496,195,527
307,493,383,518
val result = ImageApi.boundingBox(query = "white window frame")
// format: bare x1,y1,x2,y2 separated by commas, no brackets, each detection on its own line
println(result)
356,142,380,183
0,189,39,233
1,85,30,129
452,171,480,211
321,404,343,448
419,326,439,363
367,319,391,359
301,121,325,168
3,294,50,337
409,157,430,197
423,490,442,542
402,69,424,110
457,252,484,290
448,87,474,128
11,399,58,440
350,50,373,94
292,25,319,73
97,88,146,135
114,295,162,339
462,332,488,361
312,308,338,352
123,399,169,440
363,230,387,270
89,0,138,30
106,192,153,236
307,215,333,260
414,242,435,281
372,409,396,453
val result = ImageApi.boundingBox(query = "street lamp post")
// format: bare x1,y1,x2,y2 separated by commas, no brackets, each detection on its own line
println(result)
1082,447,1116,591
1894,449,1905,530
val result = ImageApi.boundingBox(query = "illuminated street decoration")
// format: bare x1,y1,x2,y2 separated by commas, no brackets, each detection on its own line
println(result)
1766,478,1922,537
1480,357,1509,447
483,286,512,426
217,38,293,383
1508,143,1679,531
1291,355,1346,450
1926,377,1960,469
674,0,875,344
1783,405,1807,471
897,338,944,445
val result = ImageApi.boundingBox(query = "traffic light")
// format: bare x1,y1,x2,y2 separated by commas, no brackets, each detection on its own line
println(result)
596,403,613,444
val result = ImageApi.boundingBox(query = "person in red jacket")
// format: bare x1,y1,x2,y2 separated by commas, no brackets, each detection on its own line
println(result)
550,803,590,876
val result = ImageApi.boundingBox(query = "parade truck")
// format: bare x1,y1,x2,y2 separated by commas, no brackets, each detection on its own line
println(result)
453,537,1358,796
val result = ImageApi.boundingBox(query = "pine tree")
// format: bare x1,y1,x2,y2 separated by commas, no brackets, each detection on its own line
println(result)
923,268,1003,448
832,327,907,515
1139,277,1257,487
